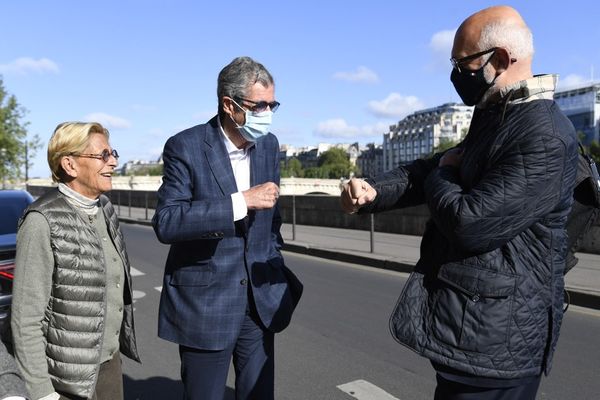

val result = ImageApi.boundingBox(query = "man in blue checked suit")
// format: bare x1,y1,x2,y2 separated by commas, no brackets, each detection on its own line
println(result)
152,56,302,400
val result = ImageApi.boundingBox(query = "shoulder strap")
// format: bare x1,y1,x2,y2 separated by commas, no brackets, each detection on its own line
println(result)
574,142,600,208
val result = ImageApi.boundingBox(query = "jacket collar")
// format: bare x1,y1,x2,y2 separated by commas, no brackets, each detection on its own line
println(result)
497,74,557,104
203,115,266,194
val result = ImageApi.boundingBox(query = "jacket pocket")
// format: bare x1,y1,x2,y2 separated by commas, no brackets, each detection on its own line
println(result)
169,261,214,287
430,263,516,353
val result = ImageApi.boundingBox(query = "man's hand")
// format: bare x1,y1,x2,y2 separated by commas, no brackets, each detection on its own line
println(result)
243,182,280,210
439,147,463,168
340,178,377,214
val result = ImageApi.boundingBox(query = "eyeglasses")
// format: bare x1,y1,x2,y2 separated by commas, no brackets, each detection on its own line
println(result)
450,47,498,73
235,97,280,113
70,149,119,163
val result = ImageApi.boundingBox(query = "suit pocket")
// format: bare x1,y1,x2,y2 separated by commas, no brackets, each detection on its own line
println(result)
266,258,303,309
431,263,516,353
169,261,214,287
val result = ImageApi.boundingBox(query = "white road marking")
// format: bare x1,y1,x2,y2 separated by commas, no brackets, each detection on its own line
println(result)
337,380,400,400
130,266,145,276
154,286,162,292
132,290,146,303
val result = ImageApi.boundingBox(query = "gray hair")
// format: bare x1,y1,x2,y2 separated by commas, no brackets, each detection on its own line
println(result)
478,21,534,60
217,56,274,112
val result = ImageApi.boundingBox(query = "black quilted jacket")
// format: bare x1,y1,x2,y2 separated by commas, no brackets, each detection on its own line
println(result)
364,98,578,378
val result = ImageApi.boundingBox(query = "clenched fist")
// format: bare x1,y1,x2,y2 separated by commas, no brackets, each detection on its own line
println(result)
340,178,377,214
243,182,280,210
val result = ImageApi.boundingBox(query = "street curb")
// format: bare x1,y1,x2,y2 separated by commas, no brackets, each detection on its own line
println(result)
117,217,600,311
564,289,600,311
282,243,415,274
281,243,600,311
119,217,152,227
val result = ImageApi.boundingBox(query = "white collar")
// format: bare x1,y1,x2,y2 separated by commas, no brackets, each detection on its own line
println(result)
58,182,100,216
217,115,255,156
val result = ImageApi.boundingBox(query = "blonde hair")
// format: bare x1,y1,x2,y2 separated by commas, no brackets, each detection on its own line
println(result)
47,122,110,182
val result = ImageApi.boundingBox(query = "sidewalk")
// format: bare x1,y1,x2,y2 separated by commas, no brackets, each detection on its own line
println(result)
280,224,600,310
116,206,600,310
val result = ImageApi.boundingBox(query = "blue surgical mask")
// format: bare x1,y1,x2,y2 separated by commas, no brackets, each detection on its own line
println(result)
231,99,273,142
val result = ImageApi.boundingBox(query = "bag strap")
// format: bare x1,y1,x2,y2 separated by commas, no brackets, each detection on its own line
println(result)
578,142,600,208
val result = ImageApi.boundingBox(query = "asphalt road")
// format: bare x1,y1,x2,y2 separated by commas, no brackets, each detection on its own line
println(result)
120,223,600,400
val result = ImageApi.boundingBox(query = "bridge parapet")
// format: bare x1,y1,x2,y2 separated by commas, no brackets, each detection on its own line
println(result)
26,176,342,195
280,177,342,195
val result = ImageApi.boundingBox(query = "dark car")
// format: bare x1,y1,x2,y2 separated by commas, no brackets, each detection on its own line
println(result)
0,190,34,340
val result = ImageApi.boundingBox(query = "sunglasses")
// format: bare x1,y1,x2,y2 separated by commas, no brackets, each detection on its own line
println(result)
70,148,119,163
450,47,498,73
235,97,280,113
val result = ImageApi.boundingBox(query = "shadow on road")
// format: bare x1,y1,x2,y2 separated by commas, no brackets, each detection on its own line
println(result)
124,375,236,399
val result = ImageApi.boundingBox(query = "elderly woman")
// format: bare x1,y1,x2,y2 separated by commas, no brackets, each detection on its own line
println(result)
11,122,139,400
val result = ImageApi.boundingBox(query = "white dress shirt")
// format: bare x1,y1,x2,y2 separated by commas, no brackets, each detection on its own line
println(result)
218,117,253,221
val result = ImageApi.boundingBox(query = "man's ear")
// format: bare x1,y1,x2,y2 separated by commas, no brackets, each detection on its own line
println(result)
222,97,236,118
493,48,512,74
60,156,78,179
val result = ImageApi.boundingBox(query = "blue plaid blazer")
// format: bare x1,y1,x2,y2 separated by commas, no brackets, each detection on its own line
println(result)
153,116,302,350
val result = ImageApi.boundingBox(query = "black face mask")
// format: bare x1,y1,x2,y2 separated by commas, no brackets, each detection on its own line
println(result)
450,56,497,106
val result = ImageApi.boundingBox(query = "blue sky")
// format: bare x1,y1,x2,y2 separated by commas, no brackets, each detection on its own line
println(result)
2,1,599,178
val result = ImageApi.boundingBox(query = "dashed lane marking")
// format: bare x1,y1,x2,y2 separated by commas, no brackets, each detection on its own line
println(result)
130,266,145,276
155,286,162,292
132,290,146,302
337,380,400,400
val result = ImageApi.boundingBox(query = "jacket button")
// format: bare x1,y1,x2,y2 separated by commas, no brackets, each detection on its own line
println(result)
240,279,248,286
472,294,480,302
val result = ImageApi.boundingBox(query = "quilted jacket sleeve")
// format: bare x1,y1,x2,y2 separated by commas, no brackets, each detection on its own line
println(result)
424,134,571,254
360,154,442,213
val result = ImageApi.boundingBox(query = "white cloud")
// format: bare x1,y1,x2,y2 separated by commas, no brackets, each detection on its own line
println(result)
314,119,389,139
428,29,456,71
0,57,59,75
558,74,587,89
430,29,456,54
333,66,379,83
83,112,132,129
368,93,425,118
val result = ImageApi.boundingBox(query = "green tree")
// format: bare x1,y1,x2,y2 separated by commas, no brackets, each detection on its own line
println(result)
146,165,164,176
24,135,43,180
316,148,355,179
281,157,304,178
433,137,459,154
304,166,327,179
589,140,600,163
0,76,42,183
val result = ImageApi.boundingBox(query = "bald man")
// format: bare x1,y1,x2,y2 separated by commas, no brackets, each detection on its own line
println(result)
341,6,578,400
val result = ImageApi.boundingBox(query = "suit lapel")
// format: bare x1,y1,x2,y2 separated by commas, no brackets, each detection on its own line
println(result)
204,117,238,195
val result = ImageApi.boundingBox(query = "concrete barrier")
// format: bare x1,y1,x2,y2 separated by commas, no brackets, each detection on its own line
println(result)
25,185,600,255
